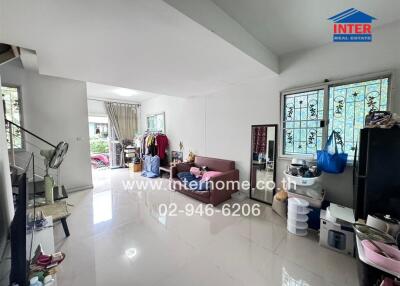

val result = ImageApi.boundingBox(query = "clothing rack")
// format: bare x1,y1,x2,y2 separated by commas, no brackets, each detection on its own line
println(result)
144,130,164,134
141,132,169,162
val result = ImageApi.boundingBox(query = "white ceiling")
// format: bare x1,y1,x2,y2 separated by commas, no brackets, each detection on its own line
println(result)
211,0,400,56
0,0,276,98
86,82,159,103
1,0,400,99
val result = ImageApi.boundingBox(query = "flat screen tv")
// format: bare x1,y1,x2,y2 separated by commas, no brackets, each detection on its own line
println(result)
9,171,34,286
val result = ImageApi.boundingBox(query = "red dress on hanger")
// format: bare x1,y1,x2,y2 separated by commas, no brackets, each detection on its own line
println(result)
156,134,169,159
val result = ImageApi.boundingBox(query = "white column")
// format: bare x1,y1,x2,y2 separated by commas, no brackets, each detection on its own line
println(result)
0,75,15,252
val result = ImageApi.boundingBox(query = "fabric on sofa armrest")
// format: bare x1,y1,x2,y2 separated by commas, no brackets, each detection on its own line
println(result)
170,162,193,179
170,165,178,179
208,169,240,206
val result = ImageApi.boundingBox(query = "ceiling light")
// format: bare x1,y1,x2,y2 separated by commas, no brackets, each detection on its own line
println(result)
114,88,139,97
125,248,137,259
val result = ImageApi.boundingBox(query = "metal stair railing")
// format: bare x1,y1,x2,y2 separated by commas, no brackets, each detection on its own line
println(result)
5,118,66,200
8,130,57,178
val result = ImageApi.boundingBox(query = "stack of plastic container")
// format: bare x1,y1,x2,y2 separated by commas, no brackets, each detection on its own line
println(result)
287,198,310,236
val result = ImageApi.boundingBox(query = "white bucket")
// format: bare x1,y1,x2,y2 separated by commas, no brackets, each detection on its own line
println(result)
284,171,320,186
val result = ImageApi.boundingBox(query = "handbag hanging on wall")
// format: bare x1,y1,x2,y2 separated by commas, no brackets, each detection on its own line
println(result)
317,131,348,174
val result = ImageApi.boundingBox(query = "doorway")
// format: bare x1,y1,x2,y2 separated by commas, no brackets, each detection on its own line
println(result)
89,116,110,169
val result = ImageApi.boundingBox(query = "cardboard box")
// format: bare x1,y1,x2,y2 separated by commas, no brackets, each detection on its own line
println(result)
319,210,354,256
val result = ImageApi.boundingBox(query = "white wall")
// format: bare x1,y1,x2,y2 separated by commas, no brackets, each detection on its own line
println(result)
87,99,107,117
0,60,93,192
141,21,400,207
141,95,207,156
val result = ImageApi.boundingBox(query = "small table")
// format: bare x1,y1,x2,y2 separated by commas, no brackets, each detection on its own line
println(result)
159,166,171,178
34,201,71,237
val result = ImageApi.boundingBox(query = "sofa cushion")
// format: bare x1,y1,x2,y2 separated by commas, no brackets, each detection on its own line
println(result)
201,171,223,182
188,180,209,191
171,179,211,201
194,156,235,172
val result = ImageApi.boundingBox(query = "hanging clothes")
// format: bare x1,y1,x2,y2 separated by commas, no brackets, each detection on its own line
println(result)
156,134,169,159
140,132,169,160
146,134,156,156
253,126,267,154
141,134,146,158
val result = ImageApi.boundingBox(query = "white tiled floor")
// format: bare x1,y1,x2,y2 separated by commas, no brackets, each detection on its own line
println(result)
54,168,358,286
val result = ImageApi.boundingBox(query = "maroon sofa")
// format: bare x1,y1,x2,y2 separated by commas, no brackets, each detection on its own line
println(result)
170,156,239,206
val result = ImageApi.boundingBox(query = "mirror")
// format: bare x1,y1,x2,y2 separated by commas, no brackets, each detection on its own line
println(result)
250,124,277,204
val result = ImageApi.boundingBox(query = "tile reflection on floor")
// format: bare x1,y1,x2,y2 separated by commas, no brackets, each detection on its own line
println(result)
54,169,358,286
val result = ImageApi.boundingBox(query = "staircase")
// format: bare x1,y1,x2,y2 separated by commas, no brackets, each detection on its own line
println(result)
6,119,68,200
0,44,19,66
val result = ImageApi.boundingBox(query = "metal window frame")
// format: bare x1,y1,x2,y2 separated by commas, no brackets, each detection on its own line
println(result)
280,84,327,160
146,111,166,133
279,71,393,160
2,84,25,150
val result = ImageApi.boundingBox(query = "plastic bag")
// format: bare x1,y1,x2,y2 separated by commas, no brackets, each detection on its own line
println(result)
317,131,348,174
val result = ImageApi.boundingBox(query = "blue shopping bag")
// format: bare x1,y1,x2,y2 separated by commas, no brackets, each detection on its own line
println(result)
317,131,348,174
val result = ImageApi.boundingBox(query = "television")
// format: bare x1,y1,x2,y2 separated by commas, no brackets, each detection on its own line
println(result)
9,172,32,286
9,151,37,286
0,171,31,286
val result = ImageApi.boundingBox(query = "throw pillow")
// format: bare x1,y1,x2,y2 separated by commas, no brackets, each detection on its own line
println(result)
177,172,197,184
189,167,202,178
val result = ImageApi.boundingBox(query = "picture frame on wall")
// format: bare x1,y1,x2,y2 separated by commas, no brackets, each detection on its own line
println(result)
171,151,183,164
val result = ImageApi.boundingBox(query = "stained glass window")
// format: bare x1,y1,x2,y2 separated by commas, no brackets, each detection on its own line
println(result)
328,77,389,159
2,86,23,149
282,76,390,160
283,89,325,155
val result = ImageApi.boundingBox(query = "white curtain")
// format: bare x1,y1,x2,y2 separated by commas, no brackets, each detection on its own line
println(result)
104,102,138,166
